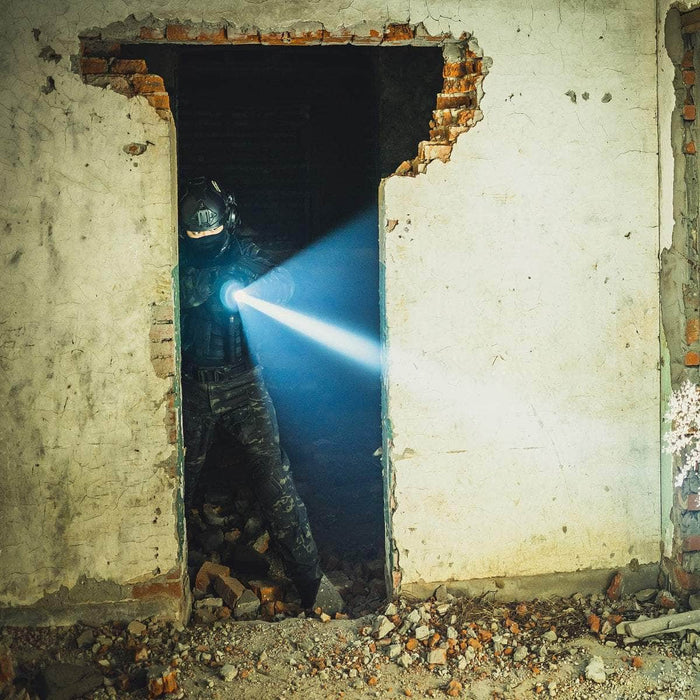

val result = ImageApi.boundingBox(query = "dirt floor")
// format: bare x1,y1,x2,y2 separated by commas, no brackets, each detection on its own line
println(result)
2,587,700,699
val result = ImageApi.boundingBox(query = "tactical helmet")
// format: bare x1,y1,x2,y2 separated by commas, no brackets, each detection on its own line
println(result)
179,177,238,263
179,176,237,235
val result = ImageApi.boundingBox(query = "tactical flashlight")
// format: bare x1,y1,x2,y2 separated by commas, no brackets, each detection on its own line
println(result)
220,278,246,311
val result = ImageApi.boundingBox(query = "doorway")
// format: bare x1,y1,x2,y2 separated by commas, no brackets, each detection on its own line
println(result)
122,41,443,614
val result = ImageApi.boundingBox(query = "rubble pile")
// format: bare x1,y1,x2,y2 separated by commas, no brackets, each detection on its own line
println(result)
187,489,385,620
1,577,700,699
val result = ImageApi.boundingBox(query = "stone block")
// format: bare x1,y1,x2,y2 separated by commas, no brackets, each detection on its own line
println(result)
234,589,260,619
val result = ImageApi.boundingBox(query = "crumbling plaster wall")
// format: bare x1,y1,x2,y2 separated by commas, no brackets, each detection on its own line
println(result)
0,0,662,621
0,2,183,621
382,0,660,593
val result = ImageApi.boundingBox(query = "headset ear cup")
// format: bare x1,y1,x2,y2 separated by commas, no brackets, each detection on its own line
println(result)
226,194,237,229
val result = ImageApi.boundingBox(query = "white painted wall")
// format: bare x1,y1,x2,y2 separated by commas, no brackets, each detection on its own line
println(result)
0,5,180,610
383,0,660,586
0,0,661,613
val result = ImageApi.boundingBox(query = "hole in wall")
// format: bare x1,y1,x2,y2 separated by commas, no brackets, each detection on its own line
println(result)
120,42,443,614
78,20,485,614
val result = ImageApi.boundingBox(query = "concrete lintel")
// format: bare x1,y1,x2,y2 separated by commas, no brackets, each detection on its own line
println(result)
401,563,660,602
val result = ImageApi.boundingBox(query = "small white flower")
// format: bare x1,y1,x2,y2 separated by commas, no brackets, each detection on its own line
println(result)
664,380,700,488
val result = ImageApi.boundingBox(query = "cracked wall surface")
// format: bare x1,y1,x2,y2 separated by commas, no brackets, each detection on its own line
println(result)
0,0,663,620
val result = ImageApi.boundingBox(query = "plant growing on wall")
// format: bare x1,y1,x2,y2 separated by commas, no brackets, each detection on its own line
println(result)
665,380,700,487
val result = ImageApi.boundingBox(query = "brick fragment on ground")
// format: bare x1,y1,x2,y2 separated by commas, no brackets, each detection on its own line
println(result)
587,613,601,633
248,579,281,603
194,561,230,593
147,665,178,697
445,678,462,696
606,571,623,601
214,574,246,608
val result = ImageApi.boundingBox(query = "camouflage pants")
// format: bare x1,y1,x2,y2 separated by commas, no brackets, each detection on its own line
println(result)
182,366,322,586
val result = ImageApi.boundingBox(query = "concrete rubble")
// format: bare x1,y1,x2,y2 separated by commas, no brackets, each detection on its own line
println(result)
187,493,385,622
1,571,700,698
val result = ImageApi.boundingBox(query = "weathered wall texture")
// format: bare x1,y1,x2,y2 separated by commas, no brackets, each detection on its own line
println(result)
382,0,660,592
0,0,662,621
0,2,183,622
658,3,700,594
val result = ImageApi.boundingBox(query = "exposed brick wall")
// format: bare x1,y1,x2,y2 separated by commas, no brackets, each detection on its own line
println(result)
662,13,700,596
77,21,486,171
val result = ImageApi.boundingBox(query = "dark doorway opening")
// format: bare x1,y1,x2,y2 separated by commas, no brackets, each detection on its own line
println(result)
123,43,443,614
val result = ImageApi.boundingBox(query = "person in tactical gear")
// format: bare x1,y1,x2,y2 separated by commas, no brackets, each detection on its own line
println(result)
178,176,343,615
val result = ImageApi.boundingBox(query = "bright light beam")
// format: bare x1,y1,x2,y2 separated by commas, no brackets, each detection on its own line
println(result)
236,290,381,371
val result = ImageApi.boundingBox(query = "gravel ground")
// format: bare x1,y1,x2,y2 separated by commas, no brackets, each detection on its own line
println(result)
2,588,700,699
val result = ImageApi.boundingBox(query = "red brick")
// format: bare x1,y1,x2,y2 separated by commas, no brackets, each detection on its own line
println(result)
682,50,694,70
443,76,478,94
383,23,414,43
683,104,697,121
110,58,147,74
150,323,174,342
80,57,108,74
260,31,290,45
226,28,261,44
165,24,196,41
151,304,174,324
429,127,450,141
432,109,455,126
587,613,601,633
687,318,700,344
151,355,175,378
686,141,697,155
148,668,178,697
351,28,383,45
688,493,700,510
685,351,700,366
248,579,281,603
132,73,165,94
683,535,700,551
667,560,700,592
145,92,170,110
456,109,477,126
195,561,230,593
606,571,623,601
286,25,325,45
132,579,181,600
140,26,165,40
436,92,477,110
214,575,246,607
448,125,471,140
84,74,133,97
320,28,354,44
420,142,452,162
684,70,696,86
443,62,466,78
196,27,227,43
81,40,121,57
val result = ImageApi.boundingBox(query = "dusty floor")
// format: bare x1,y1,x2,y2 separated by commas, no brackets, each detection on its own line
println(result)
2,588,700,699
